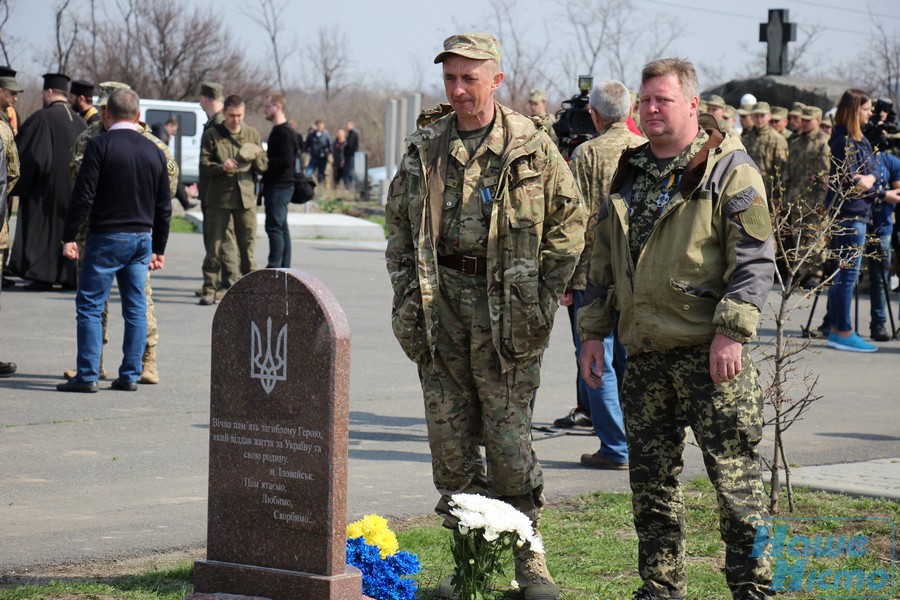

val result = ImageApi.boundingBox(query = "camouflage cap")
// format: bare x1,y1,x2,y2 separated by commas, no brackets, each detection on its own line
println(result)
751,101,771,115
771,106,788,120
200,81,224,100
97,81,131,107
433,33,501,66
705,94,726,109
529,89,547,103
725,105,736,118
0,66,23,93
789,101,806,116
801,106,823,121
821,114,834,127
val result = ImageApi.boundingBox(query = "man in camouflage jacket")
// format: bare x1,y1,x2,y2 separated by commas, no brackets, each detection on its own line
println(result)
385,33,583,600
579,59,776,600
0,117,19,376
784,106,830,285
743,101,789,205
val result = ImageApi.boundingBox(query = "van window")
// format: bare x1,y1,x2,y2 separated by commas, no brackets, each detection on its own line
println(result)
145,110,197,137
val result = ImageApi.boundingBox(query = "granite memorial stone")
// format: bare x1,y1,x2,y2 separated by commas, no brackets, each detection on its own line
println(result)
193,269,365,599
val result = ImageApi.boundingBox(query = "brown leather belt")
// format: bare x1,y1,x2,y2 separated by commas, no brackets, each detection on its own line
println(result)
437,254,487,276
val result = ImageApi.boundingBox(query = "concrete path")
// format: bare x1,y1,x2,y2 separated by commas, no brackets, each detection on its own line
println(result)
1,216,898,574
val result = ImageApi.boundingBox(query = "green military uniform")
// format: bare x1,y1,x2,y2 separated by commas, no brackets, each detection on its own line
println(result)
578,127,776,599
785,107,830,282
744,123,789,204
200,110,240,294
386,99,583,580
199,120,267,298
68,87,179,383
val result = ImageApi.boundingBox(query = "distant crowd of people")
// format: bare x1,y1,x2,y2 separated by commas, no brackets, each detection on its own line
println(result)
0,67,363,388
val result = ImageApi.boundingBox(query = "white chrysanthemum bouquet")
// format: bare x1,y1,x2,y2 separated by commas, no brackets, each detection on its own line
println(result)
447,493,544,599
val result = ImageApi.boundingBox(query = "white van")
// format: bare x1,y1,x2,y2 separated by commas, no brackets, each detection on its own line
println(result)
139,99,207,185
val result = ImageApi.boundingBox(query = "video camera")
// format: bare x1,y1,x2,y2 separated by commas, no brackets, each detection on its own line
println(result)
863,98,900,152
553,75,597,159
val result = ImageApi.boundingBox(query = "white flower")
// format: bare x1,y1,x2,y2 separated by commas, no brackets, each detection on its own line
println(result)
449,493,544,554
510,580,520,590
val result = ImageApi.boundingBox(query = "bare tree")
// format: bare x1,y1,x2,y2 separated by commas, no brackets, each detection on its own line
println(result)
0,0,13,65
53,0,80,73
309,25,350,103
243,0,294,94
559,0,684,89
738,23,826,79
71,0,268,103
843,14,900,103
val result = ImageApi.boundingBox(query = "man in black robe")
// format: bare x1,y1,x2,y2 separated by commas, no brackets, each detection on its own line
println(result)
9,73,86,289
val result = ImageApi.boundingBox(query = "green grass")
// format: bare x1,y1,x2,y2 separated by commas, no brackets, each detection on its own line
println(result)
2,481,898,599
169,216,197,234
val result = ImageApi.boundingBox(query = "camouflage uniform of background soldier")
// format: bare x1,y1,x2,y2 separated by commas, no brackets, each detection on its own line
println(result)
65,81,179,384
784,106,830,286
578,58,776,600
0,118,20,377
743,101,789,206
385,33,584,600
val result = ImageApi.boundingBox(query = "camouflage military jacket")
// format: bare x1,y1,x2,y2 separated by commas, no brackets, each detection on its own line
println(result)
568,121,644,289
578,128,776,355
0,120,20,249
744,125,789,201
200,123,267,210
385,102,584,371
785,128,830,211
70,121,179,198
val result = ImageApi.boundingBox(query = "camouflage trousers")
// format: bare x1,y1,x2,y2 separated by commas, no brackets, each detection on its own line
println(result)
418,268,545,529
622,344,771,599
76,226,157,351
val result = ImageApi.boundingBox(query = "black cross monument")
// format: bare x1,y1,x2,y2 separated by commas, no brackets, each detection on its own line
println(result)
759,9,797,76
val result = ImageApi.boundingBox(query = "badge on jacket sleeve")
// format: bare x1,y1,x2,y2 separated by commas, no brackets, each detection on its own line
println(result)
738,195,773,241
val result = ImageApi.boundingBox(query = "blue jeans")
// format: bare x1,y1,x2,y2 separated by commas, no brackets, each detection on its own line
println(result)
264,185,293,268
868,230,892,327
76,233,151,383
826,220,866,332
572,290,629,463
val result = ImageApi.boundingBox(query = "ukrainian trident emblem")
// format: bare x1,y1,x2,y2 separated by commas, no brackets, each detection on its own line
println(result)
250,317,287,394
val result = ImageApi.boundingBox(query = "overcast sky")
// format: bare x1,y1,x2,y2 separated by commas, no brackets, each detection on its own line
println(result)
4,0,899,98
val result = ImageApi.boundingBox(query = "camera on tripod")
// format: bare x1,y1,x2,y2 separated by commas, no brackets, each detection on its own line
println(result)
552,75,597,159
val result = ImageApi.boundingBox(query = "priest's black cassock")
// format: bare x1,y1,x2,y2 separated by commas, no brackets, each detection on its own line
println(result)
9,100,85,286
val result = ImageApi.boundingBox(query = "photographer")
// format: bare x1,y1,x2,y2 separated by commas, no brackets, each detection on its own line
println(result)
867,150,900,341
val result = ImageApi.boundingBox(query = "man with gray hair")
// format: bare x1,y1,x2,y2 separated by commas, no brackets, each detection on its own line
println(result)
562,80,644,471
579,58,775,600
58,88,171,393
386,32,584,600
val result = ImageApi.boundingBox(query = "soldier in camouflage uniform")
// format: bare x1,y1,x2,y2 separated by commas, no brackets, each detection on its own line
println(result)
578,58,775,600
565,80,644,470
784,106,830,286
744,101,789,206
527,89,558,146
0,115,19,376
65,81,179,384
787,101,805,134
385,33,583,600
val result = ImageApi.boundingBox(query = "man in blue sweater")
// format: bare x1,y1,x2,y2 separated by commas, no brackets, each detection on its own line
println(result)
57,88,171,393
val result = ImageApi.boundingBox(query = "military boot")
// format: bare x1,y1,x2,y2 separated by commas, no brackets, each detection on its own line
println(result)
64,355,107,380
139,346,159,384
514,546,559,599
